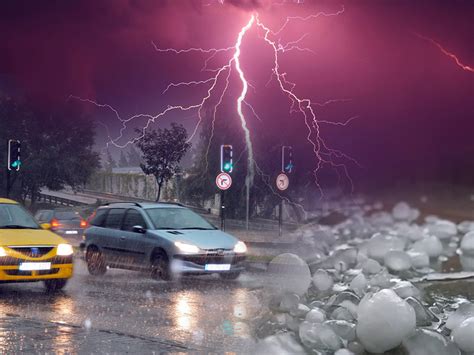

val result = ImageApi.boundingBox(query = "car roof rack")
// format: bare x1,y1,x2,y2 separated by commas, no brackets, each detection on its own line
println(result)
157,201,184,207
101,201,142,208
100,201,186,208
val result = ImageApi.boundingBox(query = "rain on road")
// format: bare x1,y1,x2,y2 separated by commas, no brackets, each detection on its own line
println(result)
0,257,267,353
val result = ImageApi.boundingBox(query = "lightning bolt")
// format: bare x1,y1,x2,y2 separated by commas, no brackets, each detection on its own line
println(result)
271,6,346,36
234,15,256,183
415,33,474,73
72,4,357,197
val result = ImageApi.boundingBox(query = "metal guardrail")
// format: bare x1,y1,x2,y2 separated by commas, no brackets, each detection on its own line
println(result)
36,190,214,216
35,193,87,207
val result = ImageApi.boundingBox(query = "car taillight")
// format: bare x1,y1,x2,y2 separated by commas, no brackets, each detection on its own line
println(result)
51,219,60,228
80,219,87,228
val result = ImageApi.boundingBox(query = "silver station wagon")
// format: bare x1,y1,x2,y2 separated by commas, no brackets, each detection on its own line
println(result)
81,202,247,280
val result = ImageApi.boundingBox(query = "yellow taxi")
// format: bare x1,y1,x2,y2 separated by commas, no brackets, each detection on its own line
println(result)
0,198,73,291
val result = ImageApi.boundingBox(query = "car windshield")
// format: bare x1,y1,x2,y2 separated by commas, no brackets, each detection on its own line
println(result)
55,211,80,220
0,204,39,229
146,208,216,230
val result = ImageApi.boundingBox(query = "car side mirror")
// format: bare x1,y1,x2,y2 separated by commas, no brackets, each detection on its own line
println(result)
132,225,146,234
41,223,52,230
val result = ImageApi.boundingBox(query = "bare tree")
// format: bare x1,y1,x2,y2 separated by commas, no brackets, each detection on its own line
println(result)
135,123,191,201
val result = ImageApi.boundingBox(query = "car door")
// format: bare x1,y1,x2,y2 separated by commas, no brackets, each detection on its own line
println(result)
101,208,127,266
120,209,154,268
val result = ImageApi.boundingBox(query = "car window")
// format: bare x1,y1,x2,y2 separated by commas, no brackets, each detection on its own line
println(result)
122,209,146,232
103,208,125,229
90,209,108,227
54,210,80,220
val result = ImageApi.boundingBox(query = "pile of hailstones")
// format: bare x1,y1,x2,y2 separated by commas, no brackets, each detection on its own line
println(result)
255,201,474,354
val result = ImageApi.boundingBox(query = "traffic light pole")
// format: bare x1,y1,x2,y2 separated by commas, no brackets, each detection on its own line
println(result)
278,199,283,237
219,144,233,232
278,145,292,236
6,169,11,198
220,190,226,231
5,139,11,197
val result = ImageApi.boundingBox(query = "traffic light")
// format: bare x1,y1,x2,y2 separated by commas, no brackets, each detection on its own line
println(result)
7,139,21,171
220,145,233,173
281,146,293,174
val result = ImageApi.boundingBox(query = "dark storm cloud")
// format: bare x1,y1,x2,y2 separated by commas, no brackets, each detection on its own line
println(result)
0,0,218,104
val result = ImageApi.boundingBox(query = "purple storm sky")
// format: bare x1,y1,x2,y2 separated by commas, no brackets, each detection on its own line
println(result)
0,0,473,190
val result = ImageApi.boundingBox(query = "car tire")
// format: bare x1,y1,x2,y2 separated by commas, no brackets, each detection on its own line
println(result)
151,251,173,281
86,246,107,276
44,278,68,291
219,271,241,280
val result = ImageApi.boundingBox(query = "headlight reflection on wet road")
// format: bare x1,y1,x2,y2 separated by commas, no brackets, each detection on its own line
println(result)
174,292,195,331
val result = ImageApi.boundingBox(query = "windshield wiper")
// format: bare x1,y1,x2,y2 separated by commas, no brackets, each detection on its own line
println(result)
0,225,38,229
157,227,177,230
179,227,214,230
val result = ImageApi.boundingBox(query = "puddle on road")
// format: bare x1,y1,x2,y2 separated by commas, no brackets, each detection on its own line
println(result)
417,253,474,306
421,279,474,303
422,252,474,299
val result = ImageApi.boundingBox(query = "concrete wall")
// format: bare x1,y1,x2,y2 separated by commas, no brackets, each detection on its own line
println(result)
87,171,176,201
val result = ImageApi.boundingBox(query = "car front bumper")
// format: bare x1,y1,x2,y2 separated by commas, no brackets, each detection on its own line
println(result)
172,253,246,274
0,256,73,282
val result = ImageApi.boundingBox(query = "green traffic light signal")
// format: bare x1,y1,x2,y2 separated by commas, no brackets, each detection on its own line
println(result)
7,139,21,171
282,146,293,174
220,145,233,173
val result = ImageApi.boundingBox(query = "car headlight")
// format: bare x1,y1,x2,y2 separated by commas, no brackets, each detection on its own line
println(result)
233,241,247,253
175,241,200,254
57,244,74,256
0,247,7,257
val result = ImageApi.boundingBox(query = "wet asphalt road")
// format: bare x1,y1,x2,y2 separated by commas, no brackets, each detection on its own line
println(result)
0,257,268,353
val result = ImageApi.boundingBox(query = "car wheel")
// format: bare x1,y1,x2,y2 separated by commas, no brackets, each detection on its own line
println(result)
219,271,241,280
86,246,107,276
151,251,173,281
44,278,68,291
